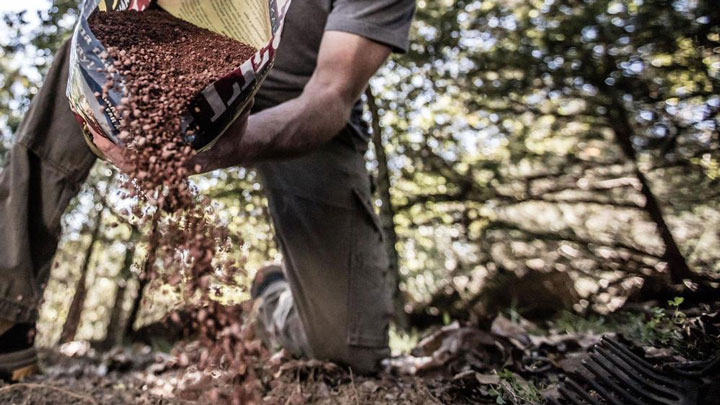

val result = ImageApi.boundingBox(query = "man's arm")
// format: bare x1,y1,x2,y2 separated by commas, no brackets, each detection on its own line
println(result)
191,31,391,172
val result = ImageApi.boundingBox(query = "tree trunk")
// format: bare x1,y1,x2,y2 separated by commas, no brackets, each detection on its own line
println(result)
59,206,104,344
607,98,693,283
125,277,148,339
104,229,138,347
365,87,408,328
125,214,160,338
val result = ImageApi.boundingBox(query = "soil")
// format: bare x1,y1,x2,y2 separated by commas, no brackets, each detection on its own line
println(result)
0,348,487,405
1,306,718,404
0,384,97,405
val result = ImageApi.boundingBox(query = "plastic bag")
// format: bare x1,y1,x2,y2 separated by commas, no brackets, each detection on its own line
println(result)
66,0,291,156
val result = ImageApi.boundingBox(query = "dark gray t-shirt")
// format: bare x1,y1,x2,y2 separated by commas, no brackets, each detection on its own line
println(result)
254,0,415,144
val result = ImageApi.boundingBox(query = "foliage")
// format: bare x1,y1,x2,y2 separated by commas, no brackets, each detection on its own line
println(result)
489,369,545,404
373,0,719,322
550,297,720,360
0,0,78,163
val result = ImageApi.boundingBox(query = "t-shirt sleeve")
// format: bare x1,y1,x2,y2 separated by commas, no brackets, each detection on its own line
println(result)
325,0,416,53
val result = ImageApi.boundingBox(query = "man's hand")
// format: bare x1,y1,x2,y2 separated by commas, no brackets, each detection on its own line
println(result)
92,130,133,172
92,102,252,174
190,31,392,173
190,99,253,173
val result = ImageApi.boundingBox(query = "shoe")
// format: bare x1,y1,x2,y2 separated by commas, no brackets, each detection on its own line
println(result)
0,321,39,381
250,264,285,300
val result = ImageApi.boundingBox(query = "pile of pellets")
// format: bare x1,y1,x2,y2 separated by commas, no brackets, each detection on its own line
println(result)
90,9,264,404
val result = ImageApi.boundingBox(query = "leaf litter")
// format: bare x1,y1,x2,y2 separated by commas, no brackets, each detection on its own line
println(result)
2,303,717,404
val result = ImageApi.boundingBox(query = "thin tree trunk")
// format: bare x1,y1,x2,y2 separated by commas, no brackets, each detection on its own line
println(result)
59,206,104,344
365,87,407,328
261,189,275,258
607,98,693,283
104,229,139,347
125,277,148,339
125,213,160,338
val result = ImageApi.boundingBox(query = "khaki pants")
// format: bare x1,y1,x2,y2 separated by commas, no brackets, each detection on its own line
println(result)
0,41,392,374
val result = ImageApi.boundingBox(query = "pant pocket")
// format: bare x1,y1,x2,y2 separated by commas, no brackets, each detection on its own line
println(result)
347,188,392,349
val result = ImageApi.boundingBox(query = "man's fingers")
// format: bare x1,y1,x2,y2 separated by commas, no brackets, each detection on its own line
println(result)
95,98,255,176
191,100,254,173
189,142,225,174
243,98,254,117
189,152,213,174
233,98,253,126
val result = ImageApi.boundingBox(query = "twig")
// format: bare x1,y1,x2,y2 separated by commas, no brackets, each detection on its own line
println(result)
349,368,360,405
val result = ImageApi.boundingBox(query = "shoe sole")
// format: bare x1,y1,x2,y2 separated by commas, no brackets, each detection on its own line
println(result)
0,347,38,382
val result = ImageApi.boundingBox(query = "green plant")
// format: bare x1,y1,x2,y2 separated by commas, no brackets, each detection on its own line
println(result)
668,297,687,325
549,311,610,335
488,369,545,404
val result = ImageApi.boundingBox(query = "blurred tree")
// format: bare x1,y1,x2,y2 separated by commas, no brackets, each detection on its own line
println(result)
376,0,719,322
59,202,105,343
103,227,140,348
366,87,407,327
58,170,116,343
125,213,160,339
466,0,718,284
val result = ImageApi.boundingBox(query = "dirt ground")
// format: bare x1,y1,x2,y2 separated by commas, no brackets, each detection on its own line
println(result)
0,349,489,405
2,306,718,404
0,318,538,404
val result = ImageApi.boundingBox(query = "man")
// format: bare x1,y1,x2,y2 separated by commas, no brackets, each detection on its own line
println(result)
0,0,415,380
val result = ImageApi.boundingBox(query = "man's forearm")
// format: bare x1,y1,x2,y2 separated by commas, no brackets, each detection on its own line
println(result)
191,31,391,173
236,86,351,164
